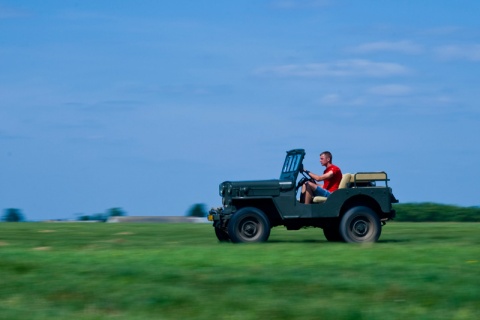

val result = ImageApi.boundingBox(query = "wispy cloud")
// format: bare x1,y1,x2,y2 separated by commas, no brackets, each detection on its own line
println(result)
255,59,411,78
318,93,341,105
368,84,412,96
351,40,423,55
435,44,480,61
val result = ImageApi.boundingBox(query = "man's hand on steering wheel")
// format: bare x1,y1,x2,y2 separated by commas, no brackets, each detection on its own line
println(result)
301,168,311,178
296,168,315,190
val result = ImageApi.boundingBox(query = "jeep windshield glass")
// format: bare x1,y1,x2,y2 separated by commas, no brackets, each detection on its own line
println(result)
282,153,302,173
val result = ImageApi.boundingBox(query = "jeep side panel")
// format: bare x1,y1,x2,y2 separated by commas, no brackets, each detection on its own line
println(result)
272,188,394,219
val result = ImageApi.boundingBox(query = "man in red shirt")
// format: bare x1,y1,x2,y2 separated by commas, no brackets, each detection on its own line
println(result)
301,151,342,204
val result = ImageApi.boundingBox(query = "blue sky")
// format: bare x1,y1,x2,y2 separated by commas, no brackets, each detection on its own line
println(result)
1,1,479,221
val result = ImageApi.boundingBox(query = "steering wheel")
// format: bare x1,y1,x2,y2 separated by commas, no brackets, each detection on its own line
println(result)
296,170,315,190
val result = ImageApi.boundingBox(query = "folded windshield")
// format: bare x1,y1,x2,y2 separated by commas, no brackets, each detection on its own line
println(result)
282,153,302,173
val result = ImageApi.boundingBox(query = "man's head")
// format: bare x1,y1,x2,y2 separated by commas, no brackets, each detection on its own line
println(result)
320,151,332,166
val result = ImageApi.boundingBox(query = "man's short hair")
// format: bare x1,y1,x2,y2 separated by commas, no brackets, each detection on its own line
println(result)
321,151,333,163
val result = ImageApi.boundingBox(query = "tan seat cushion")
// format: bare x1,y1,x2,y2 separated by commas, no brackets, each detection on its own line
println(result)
313,196,327,203
312,173,351,204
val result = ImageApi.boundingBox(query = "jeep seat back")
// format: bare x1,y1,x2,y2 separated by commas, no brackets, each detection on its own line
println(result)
338,173,352,189
352,172,389,187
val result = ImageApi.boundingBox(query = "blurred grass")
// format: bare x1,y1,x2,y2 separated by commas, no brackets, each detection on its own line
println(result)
0,222,479,320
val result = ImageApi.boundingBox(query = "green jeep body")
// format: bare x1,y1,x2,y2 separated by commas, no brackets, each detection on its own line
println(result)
208,149,398,243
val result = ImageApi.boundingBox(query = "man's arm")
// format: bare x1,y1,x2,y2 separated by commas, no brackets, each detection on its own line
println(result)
305,170,333,182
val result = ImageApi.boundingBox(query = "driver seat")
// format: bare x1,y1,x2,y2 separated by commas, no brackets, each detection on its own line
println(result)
313,173,352,204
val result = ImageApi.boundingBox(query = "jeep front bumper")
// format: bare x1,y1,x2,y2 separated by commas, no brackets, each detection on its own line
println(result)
208,207,223,222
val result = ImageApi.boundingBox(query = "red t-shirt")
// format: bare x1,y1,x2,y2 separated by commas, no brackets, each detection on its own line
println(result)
322,164,342,192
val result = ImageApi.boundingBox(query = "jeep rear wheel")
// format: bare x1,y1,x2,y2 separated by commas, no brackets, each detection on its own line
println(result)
340,206,381,243
227,207,271,243
323,226,343,242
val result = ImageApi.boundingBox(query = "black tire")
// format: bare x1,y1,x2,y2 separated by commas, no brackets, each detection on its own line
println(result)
214,227,231,242
340,206,381,243
227,207,271,243
323,226,343,242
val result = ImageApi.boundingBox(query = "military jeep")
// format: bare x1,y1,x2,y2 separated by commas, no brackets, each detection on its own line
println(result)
208,149,398,243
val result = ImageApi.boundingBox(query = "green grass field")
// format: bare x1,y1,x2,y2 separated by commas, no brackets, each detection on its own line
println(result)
1,222,479,320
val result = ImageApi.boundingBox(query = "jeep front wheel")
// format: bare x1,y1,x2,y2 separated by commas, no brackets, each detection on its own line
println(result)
227,207,271,243
340,206,381,243
214,227,231,242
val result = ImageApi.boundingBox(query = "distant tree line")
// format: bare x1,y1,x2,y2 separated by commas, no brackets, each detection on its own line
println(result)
182,203,480,222
393,203,480,222
1,208,24,222
3,203,479,222
1,207,127,222
77,208,126,222
186,203,208,218
184,203,480,222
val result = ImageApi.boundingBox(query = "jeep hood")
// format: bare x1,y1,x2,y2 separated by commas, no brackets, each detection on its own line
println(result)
219,179,293,198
